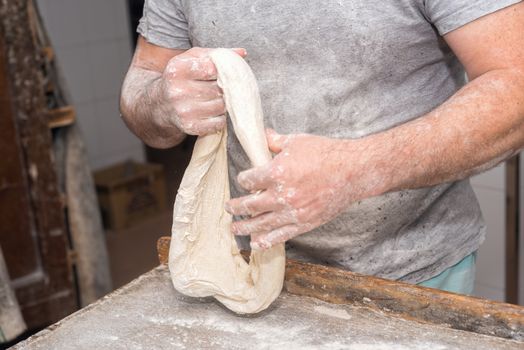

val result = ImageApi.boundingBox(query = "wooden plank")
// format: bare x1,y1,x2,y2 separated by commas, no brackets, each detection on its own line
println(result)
47,105,76,129
284,256,524,341
157,236,524,341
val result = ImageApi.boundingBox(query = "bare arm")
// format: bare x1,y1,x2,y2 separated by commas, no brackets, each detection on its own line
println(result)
120,37,245,148
373,2,524,192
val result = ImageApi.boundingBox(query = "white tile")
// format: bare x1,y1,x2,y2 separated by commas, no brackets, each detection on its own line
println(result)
83,0,130,43
54,45,95,104
117,38,133,78
85,0,120,43
473,282,505,302
35,0,53,26
114,0,132,39
473,187,505,291
37,0,90,48
94,98,142,159
88,41,127,99
471,164,505,191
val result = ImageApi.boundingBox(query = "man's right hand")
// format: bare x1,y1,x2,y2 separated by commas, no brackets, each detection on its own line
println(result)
161,47,246,135
120,37,246,148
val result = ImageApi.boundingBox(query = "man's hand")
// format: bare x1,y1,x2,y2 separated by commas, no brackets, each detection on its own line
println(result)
120,37,246,148
161,48,245,135
225,130,386,250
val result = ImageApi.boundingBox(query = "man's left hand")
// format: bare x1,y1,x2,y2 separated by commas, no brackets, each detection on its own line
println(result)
225,130,386,250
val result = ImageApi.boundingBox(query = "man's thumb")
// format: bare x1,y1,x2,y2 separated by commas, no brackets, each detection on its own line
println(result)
231,48,247,57
266,128,287,153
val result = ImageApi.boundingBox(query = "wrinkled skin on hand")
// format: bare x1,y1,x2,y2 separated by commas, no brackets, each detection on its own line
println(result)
161,47,246,135
225,130,387,250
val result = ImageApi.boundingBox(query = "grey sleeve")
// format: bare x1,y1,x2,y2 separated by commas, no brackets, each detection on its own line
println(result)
424,0,522,35
137,0,191,49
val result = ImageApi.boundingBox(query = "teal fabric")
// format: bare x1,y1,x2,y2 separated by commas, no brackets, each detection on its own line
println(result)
417,253,477,295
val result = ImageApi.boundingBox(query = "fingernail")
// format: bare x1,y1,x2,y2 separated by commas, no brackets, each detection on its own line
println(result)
232,48,247,56
224,202,232,214
250,242,261,251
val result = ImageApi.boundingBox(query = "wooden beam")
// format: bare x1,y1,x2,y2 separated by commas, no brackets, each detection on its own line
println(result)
157,236,524,341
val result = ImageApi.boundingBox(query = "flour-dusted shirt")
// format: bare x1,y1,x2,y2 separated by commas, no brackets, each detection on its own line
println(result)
138,0,521,283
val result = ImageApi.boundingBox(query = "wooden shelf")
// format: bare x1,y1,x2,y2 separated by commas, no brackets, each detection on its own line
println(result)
47,105,75,129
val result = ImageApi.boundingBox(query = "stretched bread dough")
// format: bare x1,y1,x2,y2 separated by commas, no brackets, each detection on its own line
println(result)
169,49,285,314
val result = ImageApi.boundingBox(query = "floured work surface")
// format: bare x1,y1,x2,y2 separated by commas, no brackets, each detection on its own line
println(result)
13,266,524,350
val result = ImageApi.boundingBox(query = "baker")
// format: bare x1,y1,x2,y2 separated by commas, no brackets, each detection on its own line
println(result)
120,0,524,295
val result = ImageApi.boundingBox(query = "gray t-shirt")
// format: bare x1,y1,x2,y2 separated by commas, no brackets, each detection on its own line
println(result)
138,0,521,283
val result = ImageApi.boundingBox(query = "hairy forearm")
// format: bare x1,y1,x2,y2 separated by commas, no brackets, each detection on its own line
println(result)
120,66,185,148
358,69,524,195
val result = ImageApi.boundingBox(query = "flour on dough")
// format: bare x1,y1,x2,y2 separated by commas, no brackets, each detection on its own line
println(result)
169,49,285,314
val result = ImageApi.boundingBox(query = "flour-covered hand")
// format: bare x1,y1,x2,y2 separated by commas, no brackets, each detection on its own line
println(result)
161,47,246,135
225,130,387,250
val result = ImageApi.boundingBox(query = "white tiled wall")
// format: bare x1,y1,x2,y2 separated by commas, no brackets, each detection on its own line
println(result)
471,165,506,302
37,0,144,170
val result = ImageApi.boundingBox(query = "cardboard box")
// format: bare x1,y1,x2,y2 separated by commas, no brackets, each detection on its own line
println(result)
94,160,167,230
